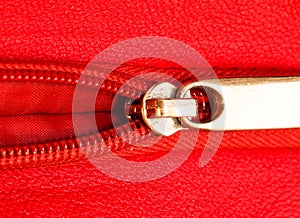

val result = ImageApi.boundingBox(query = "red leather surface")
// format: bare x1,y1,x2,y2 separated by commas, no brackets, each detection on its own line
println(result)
1,149,300,217
1,1,300,69
1,0,300,217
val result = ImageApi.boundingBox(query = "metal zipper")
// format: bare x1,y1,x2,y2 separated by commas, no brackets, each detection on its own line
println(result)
128,77,300,136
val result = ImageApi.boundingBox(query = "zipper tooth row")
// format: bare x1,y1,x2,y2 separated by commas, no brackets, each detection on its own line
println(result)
0,63,217,98
0,139,81,167
0,119,151,169
0,63,148,98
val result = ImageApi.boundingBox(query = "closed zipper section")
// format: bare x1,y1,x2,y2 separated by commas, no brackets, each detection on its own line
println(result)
1,63,300,168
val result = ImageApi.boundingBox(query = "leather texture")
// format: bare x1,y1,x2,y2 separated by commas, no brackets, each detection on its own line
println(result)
0,0,300,217
1,149,300,217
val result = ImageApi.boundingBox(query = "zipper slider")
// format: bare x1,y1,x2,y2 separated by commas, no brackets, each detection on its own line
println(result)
127,81,222,136
128,77,300,136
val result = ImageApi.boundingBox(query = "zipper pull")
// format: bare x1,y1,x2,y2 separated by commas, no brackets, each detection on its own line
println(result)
128,77,300,136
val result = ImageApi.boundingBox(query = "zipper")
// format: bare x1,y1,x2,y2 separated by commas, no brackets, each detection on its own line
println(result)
1,63,300,169
0,63,156,168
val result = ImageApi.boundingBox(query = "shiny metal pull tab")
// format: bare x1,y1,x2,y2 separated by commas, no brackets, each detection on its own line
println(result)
128,77,300,136
143,98,198,118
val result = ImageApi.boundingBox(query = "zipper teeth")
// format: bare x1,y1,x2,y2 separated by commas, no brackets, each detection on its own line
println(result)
0,63,163,168
1,63,299,86
0,63,148,98
0,62,210,98
0,119,151,169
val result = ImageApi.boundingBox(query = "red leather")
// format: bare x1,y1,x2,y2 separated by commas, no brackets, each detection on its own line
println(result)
1,1,300,69
1,149,300,217
1,0,300,216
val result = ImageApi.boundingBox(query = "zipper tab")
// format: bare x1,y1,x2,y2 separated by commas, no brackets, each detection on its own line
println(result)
129,77,300,136
142,98,198,118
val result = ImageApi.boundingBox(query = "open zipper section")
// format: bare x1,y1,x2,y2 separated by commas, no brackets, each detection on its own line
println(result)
1,62,300,169
0,62,156,168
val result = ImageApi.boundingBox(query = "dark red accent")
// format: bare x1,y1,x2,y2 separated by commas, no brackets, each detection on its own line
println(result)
189,87,212,123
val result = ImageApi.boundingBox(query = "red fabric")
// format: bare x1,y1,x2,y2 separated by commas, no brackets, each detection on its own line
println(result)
0,0,300,216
